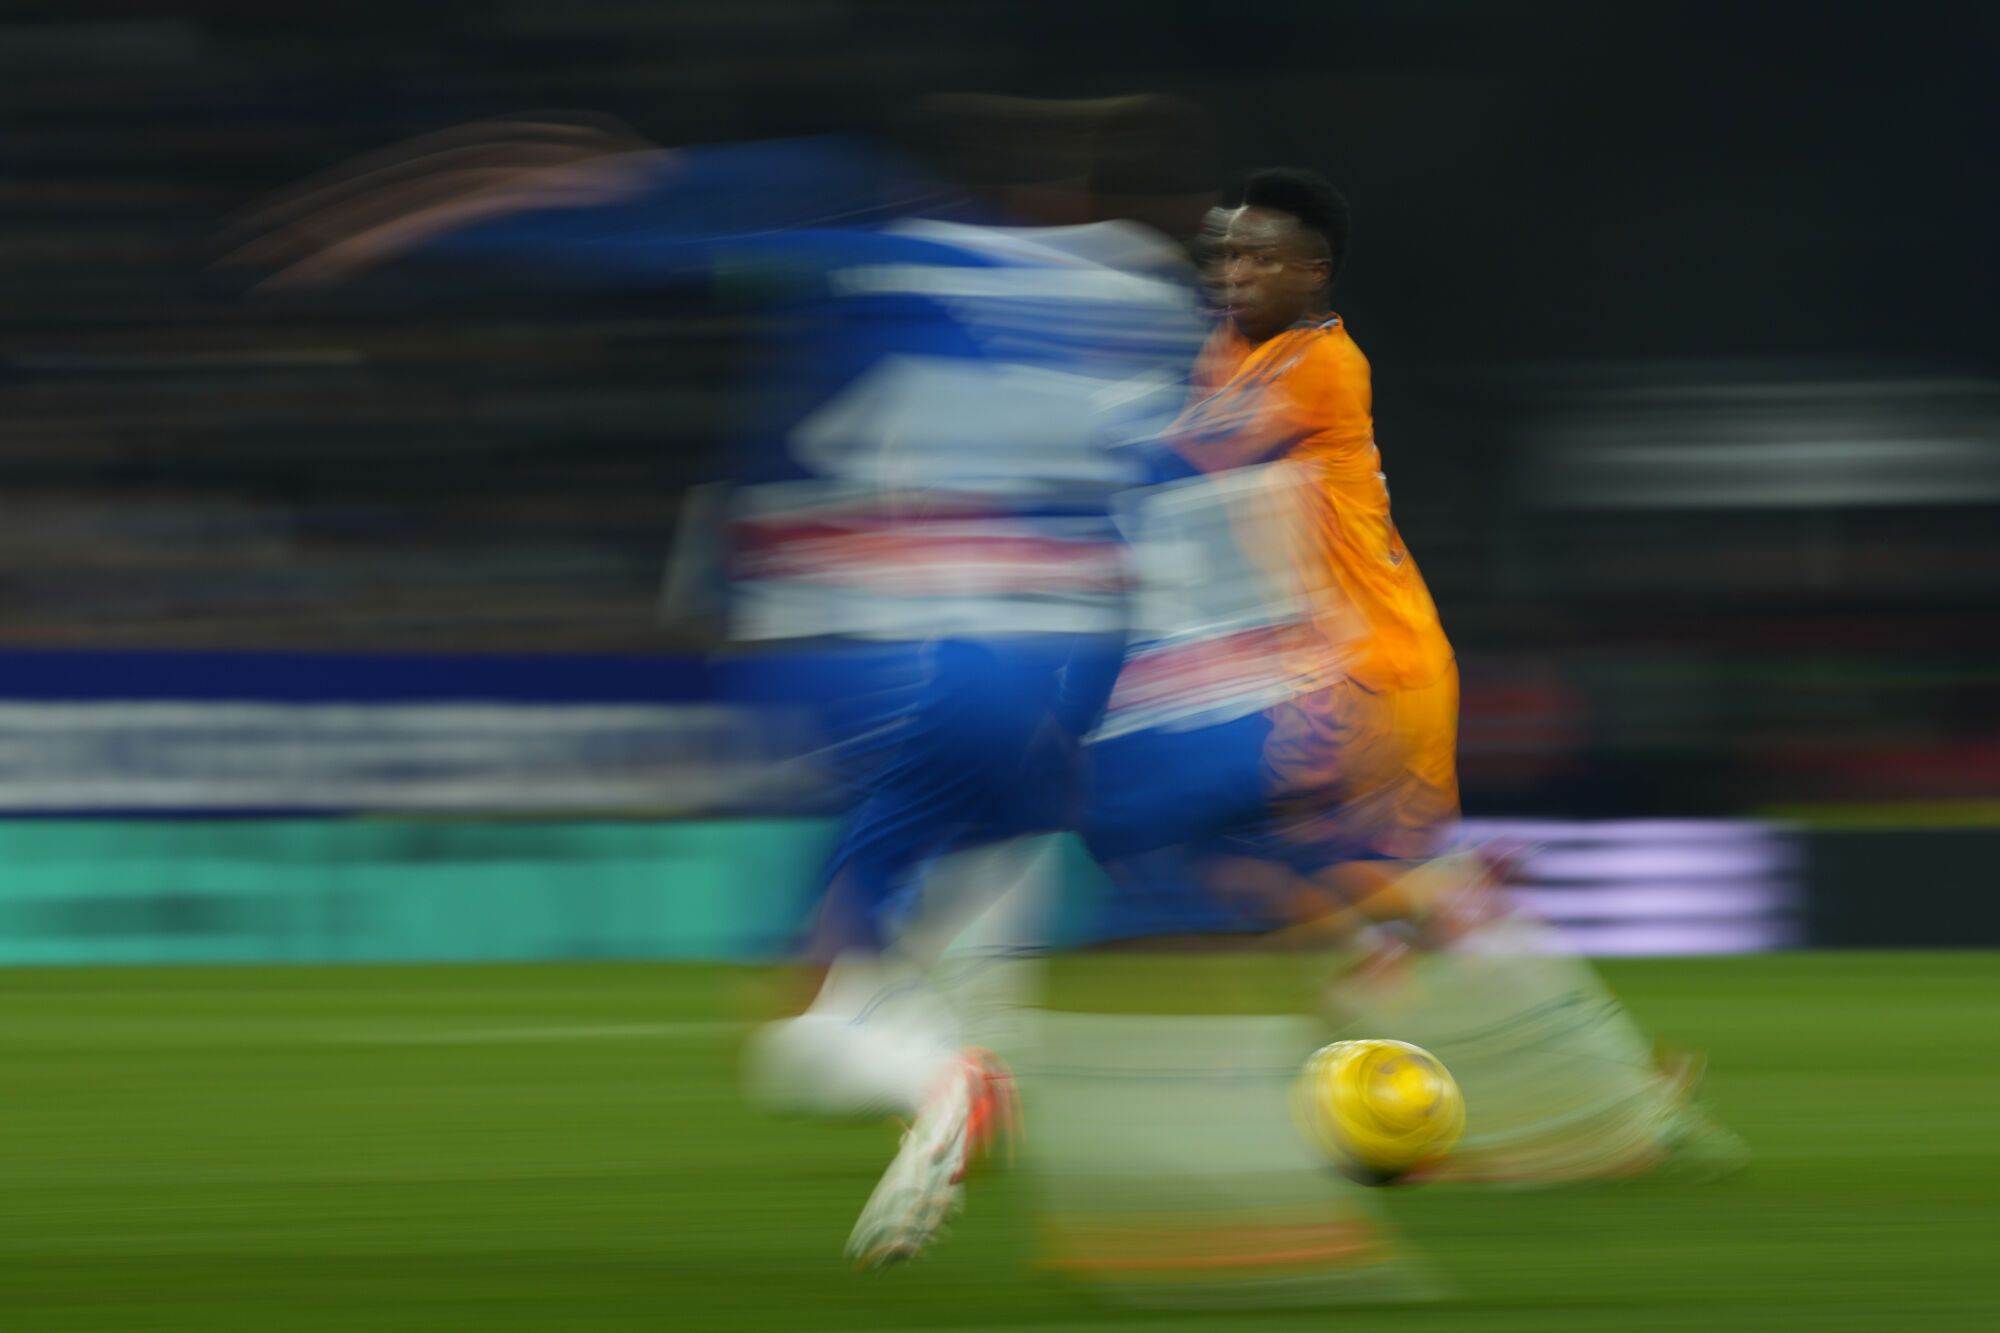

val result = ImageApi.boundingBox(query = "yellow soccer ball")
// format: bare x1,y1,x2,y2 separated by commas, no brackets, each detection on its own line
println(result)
1294,1038,1466,1184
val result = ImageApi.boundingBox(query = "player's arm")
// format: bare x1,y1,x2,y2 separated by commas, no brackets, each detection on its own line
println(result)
1166,338,1349,477
221,115,652,286
226,126,914,291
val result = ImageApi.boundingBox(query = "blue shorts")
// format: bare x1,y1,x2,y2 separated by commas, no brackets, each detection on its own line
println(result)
1081,711,1275,862
1079,702,1410,877
733,634,1123,948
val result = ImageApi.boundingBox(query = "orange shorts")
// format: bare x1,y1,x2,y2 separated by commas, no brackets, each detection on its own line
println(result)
1260,661,1461,863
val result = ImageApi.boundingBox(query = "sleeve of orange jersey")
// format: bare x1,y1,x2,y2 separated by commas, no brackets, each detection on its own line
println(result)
1169,329,1296,475
1171,328,1368,477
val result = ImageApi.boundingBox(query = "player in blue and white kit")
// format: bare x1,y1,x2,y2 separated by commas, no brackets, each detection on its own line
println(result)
235,103,1216,1264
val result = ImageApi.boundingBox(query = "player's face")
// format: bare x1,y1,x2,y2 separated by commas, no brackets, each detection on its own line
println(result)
1221,207,1330,343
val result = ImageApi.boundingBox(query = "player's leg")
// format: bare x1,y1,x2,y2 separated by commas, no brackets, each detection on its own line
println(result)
747,640,1038,1104
743,638,1003,1114
1261,670,1746,1183
1078,707,1276,868
1046,712,1435,1306
1320,855,1749,1185
838,637,1106,1267
745,636,1107,1265
744,847,1033,1269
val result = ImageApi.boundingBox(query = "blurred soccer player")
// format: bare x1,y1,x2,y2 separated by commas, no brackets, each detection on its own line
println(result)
1081,168,1743,1185
1086,168,1458,899
230,99,1214,1265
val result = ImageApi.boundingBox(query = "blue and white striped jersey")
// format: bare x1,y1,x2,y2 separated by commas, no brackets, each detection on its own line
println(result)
422,137,1208,641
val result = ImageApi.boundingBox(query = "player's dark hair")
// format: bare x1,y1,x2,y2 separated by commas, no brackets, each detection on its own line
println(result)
1240,167,1349,288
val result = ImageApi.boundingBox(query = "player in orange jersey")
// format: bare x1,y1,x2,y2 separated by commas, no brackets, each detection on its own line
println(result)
1079,170,1745,1188
1083,167,1459,923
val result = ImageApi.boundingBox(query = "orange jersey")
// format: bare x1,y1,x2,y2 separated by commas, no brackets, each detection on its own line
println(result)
1166,316,1453,693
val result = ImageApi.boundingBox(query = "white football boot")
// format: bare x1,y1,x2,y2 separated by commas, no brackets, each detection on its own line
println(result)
845,1049,1016,1269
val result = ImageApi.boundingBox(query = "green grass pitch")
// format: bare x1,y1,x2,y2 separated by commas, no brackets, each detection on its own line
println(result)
2,953,1995,1331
